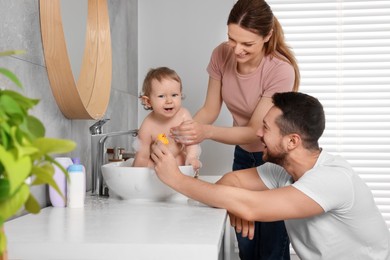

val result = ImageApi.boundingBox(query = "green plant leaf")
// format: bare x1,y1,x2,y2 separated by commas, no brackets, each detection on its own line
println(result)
24,115,45,139
0,145,31,195
24,194,40,214
33,138,76,156
15,144,38,159
0,223,6,257
0,68,22,88
0,94,24,123
9,127,38,159
31,164,66,202
0,90,39,111
0,124,11,149
31,164,65,202
0,179,10,201
31,163,54,185
0,183,29,221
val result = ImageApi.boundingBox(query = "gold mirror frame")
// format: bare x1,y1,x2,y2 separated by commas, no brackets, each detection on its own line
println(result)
39,0,112,119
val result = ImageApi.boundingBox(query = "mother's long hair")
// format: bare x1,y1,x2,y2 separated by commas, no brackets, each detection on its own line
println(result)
228,0,300,91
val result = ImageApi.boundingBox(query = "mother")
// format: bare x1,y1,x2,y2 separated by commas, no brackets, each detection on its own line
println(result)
171,0,299,259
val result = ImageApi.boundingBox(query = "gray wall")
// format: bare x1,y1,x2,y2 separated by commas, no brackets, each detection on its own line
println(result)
0,0,138,209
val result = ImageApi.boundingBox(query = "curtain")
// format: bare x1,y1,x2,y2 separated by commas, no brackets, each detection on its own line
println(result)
268,0,390,228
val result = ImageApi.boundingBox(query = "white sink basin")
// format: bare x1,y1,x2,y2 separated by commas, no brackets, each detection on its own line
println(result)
101,159,195,200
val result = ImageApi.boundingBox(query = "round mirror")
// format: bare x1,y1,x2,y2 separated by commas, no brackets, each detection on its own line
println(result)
40,0,112,119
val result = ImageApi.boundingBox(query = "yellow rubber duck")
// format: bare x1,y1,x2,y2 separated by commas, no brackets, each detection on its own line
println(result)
156,133,169,145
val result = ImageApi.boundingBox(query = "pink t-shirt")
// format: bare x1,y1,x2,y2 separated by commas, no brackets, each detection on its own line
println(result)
207,42,295,152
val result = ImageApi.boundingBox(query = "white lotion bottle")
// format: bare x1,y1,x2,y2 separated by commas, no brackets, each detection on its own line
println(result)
67,158,86,208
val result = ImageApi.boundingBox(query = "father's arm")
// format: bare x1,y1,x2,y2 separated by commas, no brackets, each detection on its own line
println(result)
151,143,324,222
216,168,269,191
216,168,269,239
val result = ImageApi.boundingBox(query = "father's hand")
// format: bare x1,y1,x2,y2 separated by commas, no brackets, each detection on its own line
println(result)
229,212,255,240
150,142,181,183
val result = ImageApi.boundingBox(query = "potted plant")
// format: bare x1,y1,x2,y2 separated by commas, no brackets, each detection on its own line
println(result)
0,50,76,259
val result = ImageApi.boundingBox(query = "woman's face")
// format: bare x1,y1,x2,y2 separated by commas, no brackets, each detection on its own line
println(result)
227,24,272,65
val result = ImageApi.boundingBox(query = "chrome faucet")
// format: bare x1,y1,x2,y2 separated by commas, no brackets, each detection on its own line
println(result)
89,119,138,196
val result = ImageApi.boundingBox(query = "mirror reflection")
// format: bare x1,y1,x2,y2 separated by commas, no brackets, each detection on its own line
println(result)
60,0,88,82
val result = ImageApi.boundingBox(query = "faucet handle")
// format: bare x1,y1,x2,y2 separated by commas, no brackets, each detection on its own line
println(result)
89,118,110,135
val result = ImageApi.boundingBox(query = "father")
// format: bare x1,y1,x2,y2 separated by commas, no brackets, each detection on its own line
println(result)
151,92,390,259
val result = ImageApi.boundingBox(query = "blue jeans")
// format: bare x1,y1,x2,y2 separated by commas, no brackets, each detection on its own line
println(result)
233,145,290,260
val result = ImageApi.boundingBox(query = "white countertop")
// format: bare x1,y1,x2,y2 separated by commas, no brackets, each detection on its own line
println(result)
5,177,227,260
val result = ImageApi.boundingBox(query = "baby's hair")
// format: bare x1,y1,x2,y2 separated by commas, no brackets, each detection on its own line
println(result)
139,67,185,110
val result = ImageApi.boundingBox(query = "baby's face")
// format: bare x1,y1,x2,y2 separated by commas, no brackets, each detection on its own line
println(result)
148,78,182,118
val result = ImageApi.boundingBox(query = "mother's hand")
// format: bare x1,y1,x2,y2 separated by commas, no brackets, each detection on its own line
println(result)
170,120,207,145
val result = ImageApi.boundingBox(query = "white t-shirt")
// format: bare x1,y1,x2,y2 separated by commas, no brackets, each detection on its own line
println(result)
257,151,390,260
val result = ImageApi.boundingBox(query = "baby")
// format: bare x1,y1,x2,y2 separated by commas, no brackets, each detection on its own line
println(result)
132,67,201,170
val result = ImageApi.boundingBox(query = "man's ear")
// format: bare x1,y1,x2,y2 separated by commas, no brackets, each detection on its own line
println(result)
287,133,300,149
140,95,152,109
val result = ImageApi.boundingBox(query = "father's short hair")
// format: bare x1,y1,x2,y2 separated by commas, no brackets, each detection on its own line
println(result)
272,92,325,150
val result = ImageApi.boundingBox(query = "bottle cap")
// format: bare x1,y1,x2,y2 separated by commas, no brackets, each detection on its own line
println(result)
67,164,83,172
72,157,81,164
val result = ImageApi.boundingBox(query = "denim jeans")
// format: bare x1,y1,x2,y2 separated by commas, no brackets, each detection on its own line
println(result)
233,145,290,260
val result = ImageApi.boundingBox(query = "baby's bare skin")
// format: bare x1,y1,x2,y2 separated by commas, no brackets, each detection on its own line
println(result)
133,107,198,168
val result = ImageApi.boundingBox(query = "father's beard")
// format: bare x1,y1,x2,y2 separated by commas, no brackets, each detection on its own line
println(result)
262,142,288,166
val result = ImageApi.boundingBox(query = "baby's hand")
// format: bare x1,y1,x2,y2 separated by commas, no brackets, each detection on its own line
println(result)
185,157,202,172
